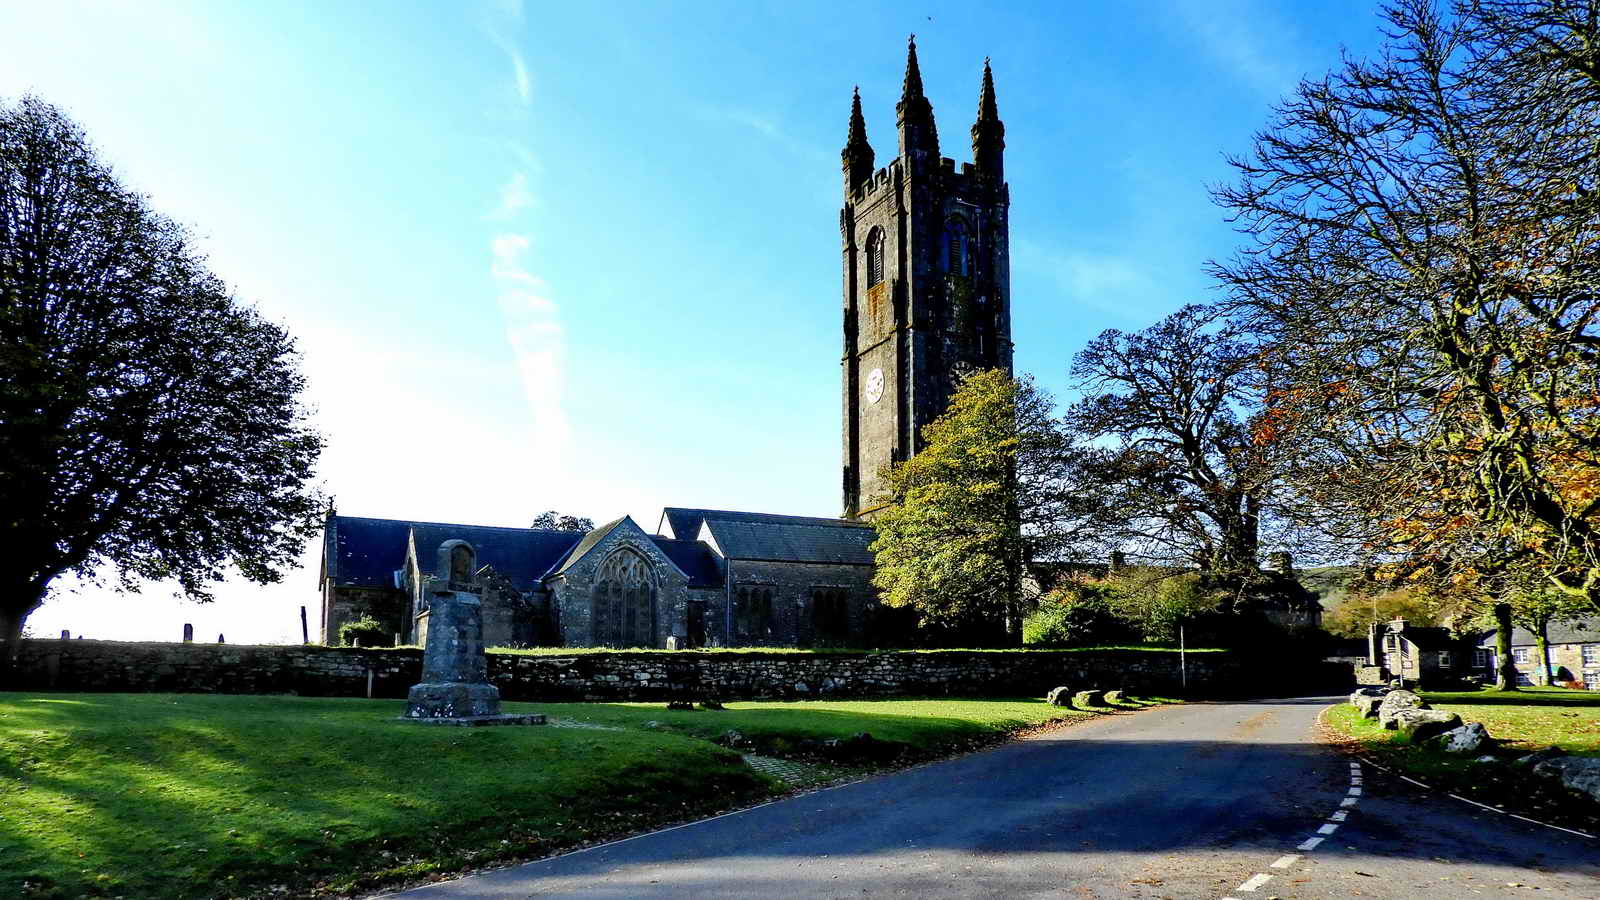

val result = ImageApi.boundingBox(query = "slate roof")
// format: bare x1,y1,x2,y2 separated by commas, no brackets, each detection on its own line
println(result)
1394,625,1459,651
1475,618,1600,648
552,517,628,577
326,515,583,590
661,507,869,541
650,537,724,588
666,509,876,565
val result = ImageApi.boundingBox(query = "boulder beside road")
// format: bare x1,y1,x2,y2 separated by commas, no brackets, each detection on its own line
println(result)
1384,708,1462,742
1532,757,1600,804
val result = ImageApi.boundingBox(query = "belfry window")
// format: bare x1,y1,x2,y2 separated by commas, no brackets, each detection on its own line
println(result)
946,219,971,276
866,228,885,288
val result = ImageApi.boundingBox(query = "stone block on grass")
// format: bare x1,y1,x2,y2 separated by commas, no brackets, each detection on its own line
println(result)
1046,686,1073,707
1073,689,1105,708
1431,721,1492,755
1104,690,1125,704
1377,690,1428,728
1384,708,1461,742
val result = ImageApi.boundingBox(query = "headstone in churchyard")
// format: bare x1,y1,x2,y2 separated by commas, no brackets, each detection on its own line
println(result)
182,623,193,643
403,539,544,727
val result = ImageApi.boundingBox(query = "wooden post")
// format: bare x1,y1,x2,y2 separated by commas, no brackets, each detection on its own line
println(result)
300,606,310,645
1179,625,1187,694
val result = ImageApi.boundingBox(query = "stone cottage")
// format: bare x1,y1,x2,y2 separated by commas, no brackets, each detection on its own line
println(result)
1362,618,1481,688
1475,618,1600,688
319,507,878,650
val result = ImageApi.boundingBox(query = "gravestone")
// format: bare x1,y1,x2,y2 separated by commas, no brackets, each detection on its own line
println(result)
403,540,544,727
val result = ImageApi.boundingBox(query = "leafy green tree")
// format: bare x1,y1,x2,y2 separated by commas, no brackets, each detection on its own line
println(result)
1022,584,1135,647
1099,568,1223,644
0,97,324,668
870,371,1090,645
1322,586,1444,639
530,511,594,532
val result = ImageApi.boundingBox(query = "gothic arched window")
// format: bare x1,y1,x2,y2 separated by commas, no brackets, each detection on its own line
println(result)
591,548,656,648
866,228,885,288
946,218,971,276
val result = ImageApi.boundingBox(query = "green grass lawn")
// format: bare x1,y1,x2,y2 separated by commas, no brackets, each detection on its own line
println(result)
0,692,1159,898
1324,686,1600,831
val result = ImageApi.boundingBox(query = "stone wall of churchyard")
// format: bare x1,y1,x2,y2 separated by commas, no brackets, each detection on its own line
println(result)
8,639,1250,700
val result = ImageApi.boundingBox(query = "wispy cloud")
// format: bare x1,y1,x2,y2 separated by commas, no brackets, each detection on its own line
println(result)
482,0,531,107
1013,238,1168,321
491,171,533,218
491,233,567,446
692,104,828,162
480,0,565,465
1171,0,1302,99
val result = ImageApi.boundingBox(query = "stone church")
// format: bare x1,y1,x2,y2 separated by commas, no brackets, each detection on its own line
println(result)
317,39,1013,649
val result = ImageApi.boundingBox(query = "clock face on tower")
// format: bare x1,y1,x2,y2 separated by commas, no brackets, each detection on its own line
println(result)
865,368,884,404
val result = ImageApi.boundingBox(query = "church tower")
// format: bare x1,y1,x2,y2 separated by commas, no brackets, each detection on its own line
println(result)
841,39,1013,519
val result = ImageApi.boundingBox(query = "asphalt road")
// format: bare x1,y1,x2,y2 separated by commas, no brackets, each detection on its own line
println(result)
394,697,1600,899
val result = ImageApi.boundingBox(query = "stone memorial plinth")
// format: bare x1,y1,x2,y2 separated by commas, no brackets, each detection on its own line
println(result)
403,540,543,727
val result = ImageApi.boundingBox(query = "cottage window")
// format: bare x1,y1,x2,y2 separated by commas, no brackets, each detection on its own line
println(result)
1583,644,1599,667
1513,647,1530,665
1585,670,1600,689
1473,648,1490,668
1437,650,1452,668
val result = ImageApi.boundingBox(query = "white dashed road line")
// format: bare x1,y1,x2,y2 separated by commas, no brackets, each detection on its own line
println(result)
1218,755,1365,898
1236,872,1273,892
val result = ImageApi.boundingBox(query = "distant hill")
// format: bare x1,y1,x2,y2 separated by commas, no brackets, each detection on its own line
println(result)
1298,565,1363,612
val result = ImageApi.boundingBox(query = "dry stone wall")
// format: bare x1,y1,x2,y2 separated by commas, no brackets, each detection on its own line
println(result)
9,639,1246,700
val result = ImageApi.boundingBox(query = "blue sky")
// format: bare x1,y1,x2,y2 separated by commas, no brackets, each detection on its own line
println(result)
3,0,1384,642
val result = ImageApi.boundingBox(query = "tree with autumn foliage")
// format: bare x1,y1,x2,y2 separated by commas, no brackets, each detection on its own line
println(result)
1214,0,1600,614
870,370,1094,645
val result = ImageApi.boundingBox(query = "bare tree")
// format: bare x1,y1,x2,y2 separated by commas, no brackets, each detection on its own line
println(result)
1212,0,1600,611
1066,304,1293,590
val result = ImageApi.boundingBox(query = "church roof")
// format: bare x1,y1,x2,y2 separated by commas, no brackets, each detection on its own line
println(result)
650,537,723,588
326,515,582,589
551,516,629,578
661,507,870,540
665,508,876,565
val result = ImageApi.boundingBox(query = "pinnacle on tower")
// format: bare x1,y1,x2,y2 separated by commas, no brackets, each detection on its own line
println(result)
842,86,875,193
971,56,1005,182
902,34,926,102
896,34,939,160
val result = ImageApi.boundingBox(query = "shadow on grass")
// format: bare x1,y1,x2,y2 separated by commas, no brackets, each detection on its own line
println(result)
1421,688,1600,708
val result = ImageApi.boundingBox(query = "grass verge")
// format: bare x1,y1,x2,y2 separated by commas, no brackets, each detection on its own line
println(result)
0,692,1167,898
1322,686,1600,834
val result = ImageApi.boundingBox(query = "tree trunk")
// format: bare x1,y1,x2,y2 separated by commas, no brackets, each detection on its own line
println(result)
0,606,23,690
1494,602,1519,691
1534,616,1551,687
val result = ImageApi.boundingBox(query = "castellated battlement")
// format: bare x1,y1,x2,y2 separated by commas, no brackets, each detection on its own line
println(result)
849,156,995,205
